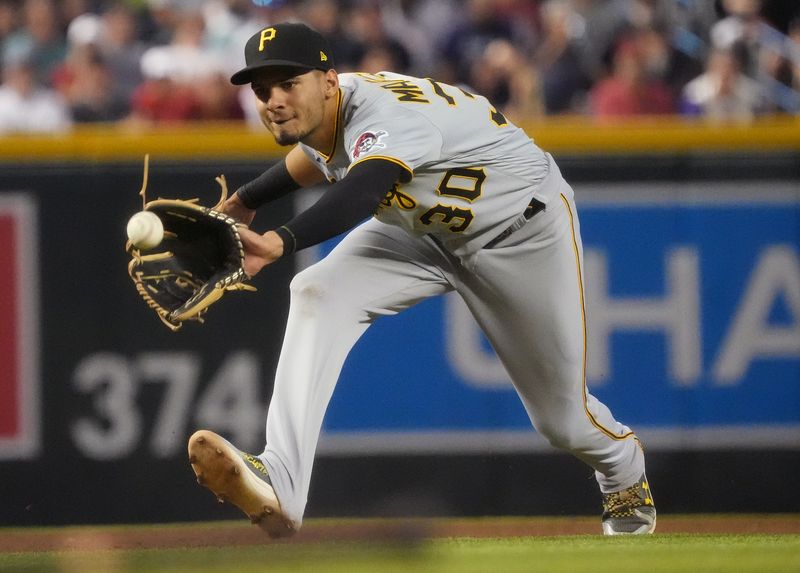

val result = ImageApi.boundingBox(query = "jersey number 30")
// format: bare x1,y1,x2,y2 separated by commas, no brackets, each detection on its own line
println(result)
420,166,486,233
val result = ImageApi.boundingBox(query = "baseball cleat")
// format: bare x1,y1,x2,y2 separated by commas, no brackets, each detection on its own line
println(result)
601,473,656,535
187,430,296,538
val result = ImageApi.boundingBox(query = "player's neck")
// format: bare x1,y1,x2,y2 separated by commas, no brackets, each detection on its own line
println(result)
303,88,341,158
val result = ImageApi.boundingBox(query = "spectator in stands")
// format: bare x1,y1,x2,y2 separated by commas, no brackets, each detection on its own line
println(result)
0,48,71,133
201,0,244,55
194,70,245,120
589,33,675,117
711,0,763,64
534,0,590,114
99,2,146,109
469,38,544,121
378,0,461,76
139,10,224,84
59,43,129,123
50,13,127,122
62,0,92,27
357,44,405,75
300,0,363,72
141,0,180,46
129,46,202,124
712,0,794,97
48,11,95,91
680,47,765,121
666,0,719,58
132,8,245,123
0,1,17,46
345,0,411,74
577,0,674,84
1,0,66,87
440,0,520,85
636,25,702,100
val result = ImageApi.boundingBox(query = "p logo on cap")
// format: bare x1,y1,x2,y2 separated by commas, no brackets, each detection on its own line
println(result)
259,27,276,51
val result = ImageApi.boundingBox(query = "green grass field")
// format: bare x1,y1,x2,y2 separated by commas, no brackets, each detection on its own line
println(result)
2,535,799,573
1,518,798,573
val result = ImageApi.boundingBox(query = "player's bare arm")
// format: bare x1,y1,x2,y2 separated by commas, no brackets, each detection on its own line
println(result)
285,145,326,186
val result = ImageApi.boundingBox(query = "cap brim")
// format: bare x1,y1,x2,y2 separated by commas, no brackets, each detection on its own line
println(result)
230,61,316,85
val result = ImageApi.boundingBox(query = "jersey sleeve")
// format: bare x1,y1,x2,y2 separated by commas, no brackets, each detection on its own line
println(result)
298,143,319,166
344,106,443,182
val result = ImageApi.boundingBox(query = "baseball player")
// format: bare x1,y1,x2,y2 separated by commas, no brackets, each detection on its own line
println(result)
188,22,656,537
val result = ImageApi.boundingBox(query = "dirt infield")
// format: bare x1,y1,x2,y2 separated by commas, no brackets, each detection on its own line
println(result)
1,515,799,553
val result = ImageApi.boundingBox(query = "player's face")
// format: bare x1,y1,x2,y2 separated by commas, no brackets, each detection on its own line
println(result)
251,68,332,146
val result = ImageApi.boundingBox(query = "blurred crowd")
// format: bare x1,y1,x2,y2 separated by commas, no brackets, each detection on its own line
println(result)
1,0,799,133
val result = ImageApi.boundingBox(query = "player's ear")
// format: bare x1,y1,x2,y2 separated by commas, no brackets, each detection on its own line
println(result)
322,69,338,98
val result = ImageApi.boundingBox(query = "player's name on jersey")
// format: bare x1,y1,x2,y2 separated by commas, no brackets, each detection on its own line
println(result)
356,73,470,106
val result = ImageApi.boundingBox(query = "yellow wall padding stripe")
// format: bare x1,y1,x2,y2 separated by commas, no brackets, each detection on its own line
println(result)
0,116,797,163
529,115,800,154
0,123,286,162
560,193,634,442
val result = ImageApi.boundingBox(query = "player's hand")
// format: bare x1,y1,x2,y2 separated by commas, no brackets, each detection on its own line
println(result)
237,227,284,277
222,192,256,226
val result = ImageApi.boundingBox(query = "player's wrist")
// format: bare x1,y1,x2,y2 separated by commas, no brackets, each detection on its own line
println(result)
228,190,249,208
222,192,256,225
234,182,261,210
273,226,296,256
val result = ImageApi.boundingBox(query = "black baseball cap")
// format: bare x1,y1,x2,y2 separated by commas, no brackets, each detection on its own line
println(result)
230,23,334,85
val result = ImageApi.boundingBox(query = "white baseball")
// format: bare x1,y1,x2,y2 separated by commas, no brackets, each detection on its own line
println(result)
126,211,164,249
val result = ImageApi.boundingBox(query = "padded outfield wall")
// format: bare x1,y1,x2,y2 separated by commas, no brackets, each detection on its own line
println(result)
0,118,798,525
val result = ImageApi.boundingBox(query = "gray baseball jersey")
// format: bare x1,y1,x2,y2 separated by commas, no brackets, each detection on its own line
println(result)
298,72,553,255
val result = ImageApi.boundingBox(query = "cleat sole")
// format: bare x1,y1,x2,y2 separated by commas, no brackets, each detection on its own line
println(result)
187,430,295,539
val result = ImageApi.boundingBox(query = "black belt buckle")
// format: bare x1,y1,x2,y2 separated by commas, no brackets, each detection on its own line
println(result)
485,197,545,249
524,198,545,219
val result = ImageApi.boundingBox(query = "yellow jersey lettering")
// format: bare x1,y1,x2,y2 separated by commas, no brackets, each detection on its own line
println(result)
379,80,428,103
427,79,456,106
379,184,417,211
356,72,386,81
359,75,429,103
391,88,429,103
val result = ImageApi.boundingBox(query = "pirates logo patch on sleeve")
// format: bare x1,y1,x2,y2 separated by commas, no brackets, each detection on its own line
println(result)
351,130,388,159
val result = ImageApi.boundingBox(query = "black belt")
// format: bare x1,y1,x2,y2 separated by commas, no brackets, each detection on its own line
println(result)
484,197,545,249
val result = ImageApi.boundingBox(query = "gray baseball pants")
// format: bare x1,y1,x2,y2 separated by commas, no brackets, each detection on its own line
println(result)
260,171,645,527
